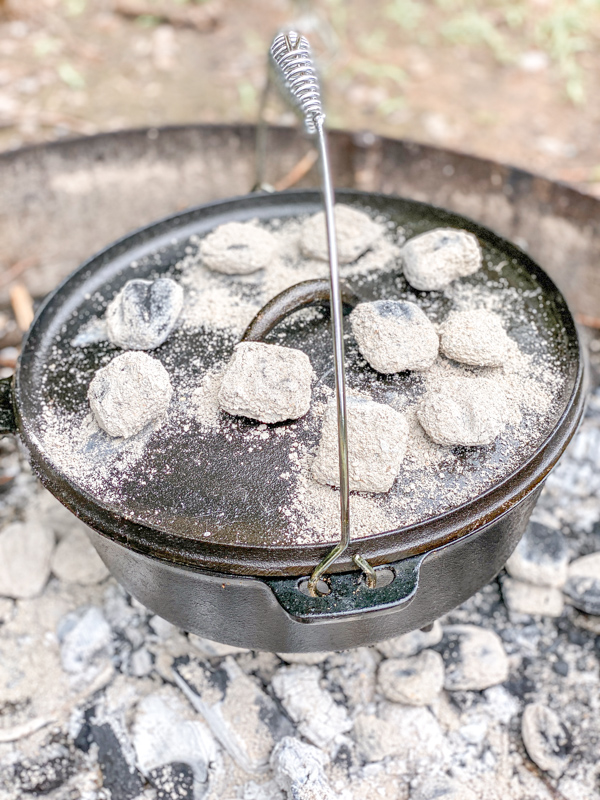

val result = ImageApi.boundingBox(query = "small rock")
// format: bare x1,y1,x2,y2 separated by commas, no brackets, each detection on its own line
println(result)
418,375,508,447
410,775,477,800
58,606,113,675
277,652,330,666
173,656,294,773
88,351,172,438
375,621,442,658
354,703,443,764
148,614,174,638
502,577,564,617
401,228,482,291
300,205,382,264
312,396,408,492
0,521,54,599
200,221,277,275
106,277,184,350
563,552,600,615
270,737,335,800
50,527,110,585
439,309,511,366
189,634,249,657
350,300,439,373
440,625,509,691
218,342,314,424
377,649,445,706
132,688,218,794
521,703,571,778
505,522,569,588
271,665,352,749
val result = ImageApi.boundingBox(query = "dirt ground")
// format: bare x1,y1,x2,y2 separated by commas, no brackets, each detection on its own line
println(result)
1,0,600,199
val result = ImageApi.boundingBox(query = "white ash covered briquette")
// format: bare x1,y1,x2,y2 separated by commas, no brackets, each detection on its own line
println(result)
312,396,409,493
300,205,382,264
350,300,439,373
401,228,482,291
218,341,314,424
439,309,511,367
88,351,173,438
418,375,508,447
200,221,277,275
106,277,184,350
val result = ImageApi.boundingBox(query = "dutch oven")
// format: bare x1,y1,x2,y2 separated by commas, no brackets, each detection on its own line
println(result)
0,188,585,652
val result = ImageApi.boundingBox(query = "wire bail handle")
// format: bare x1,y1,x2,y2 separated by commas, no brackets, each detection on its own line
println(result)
269,31,376,595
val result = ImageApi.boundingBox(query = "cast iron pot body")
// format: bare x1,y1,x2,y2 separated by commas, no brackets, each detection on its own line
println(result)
0,189,585,652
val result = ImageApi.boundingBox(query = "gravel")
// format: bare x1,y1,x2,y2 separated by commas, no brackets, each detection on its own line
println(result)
0,521,54,598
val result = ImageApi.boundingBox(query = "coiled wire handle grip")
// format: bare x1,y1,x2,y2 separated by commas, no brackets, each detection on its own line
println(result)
269,32,376,595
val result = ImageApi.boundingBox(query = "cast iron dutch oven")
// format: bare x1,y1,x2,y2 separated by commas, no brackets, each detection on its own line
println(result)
0,189,585,652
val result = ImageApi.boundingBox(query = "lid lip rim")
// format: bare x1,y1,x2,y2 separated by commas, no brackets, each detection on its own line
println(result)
14,188,586,575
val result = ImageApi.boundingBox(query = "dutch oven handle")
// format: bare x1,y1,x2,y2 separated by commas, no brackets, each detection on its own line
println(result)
241,278,362,342
0,377,17,436
263,553,426,622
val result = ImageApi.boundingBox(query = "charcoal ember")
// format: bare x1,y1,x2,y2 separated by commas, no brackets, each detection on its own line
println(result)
505,522,570,588
173,656,293,773
0,520,54,599
14,743,74,795
50,527,109,586
88,351,173,438
149,763,194,800
57,606,113,677
350,300,439,374
90,721,144,800
218,342,314,424
312,396,408,493
188,634,248,658
401,228,482,291
353,703,443,764
521,703,571,778
375,620,442,659
106,277,184,350
271,665,352,749
270,737,336,800
410,776,477,800
439,309,511,367
299,205,382,264
377,649,445,706
418,375,508,447
276,652,330,666
132,689,217,796
200,221,277,275
324,647,379,709
501,577,564,617
563,552,600,615
439,624,509,691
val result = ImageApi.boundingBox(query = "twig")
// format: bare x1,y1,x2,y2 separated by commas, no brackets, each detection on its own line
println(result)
113,0,222,32
576,313,600,330
0,256,37,290
10,283,34,332
274,149,319,191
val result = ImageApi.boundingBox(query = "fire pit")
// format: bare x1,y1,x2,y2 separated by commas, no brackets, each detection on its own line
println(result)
0,125,599,799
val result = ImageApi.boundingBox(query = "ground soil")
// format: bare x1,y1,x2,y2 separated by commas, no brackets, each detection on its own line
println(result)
1,0,600,199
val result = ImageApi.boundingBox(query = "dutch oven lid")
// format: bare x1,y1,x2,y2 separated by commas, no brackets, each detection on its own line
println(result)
15,190,583,576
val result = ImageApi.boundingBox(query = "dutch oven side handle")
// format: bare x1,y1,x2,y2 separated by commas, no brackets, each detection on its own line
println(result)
0,377,17,436
263,553,425,623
